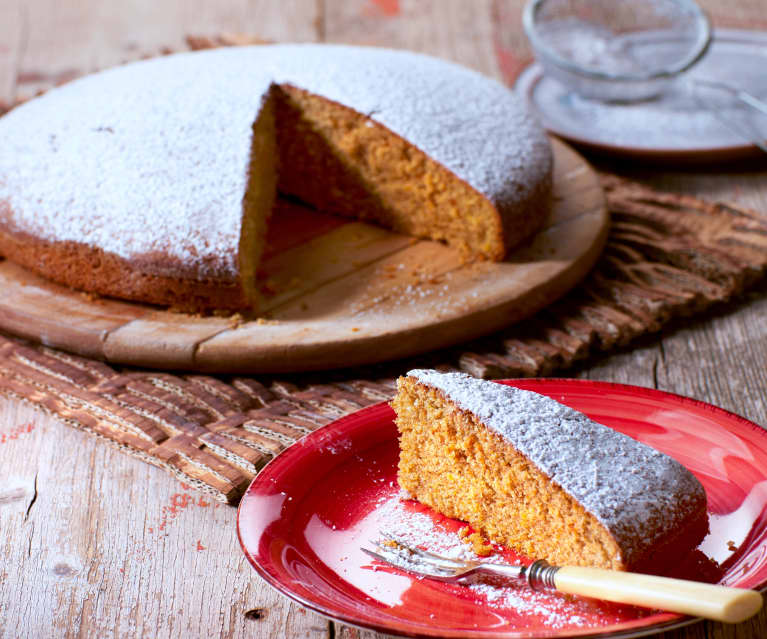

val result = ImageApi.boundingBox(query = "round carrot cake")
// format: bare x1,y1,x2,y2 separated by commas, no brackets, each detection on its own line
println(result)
0,45,553,312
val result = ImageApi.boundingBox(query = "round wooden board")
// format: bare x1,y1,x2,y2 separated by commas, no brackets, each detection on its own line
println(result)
0,138,608,373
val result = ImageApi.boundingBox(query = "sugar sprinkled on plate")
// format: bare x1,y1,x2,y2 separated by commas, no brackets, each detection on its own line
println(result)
371,491,652,630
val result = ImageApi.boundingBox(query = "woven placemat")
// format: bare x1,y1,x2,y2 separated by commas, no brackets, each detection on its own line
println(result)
0,176,765,503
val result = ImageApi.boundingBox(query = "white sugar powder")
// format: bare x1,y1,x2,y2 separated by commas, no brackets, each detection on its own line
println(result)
374,492,646,629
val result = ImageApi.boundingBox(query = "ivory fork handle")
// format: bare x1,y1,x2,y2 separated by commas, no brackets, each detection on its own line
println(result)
553,566,763,624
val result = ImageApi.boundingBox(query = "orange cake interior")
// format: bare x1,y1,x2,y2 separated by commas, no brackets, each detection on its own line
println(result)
272,84,510,261
392,370,709,571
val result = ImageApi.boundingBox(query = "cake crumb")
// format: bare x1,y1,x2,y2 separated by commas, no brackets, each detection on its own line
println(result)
467,532,494,556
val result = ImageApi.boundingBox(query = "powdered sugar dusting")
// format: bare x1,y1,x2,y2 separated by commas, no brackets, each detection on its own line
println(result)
377,491,478,561
373,491,649,629
407,369,707,567
0,45,551,280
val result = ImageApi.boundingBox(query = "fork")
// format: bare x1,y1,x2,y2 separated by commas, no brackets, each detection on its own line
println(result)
361,535,763,624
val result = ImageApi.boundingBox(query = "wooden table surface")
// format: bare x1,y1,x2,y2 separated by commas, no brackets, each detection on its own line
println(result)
1,2,766,638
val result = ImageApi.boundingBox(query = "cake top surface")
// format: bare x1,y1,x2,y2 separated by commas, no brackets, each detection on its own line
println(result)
407,369,707,564
0,44,551,280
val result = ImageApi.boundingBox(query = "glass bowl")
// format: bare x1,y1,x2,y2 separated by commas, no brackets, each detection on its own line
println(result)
523,0,712,102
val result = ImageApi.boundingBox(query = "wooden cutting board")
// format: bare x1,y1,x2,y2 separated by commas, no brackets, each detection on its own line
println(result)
0,138,607,373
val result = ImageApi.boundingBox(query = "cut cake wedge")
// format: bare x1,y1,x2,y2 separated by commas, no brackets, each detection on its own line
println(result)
392,369,709,571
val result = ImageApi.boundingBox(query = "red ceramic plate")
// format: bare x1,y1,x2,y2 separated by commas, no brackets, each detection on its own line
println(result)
237,380,767,638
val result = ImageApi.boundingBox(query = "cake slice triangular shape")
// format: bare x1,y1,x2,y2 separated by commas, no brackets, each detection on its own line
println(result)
392,369,709,571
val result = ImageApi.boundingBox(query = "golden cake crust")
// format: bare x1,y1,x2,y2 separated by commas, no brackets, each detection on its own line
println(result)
0,222,248,311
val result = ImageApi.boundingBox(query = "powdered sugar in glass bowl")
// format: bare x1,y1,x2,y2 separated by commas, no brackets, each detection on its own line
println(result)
523,0,712,102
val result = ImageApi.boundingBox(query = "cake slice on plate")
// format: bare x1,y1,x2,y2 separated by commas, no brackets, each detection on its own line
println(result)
392,369,708,571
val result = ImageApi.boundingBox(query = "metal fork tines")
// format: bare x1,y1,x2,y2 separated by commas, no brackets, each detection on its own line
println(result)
360,533,765,624
361,533,558,589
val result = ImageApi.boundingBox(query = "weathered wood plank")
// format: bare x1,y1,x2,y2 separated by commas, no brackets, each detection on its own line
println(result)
0,395,329,639
0,0,23,107
12,0,322,98
323,0,500,77
630,171,767,216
